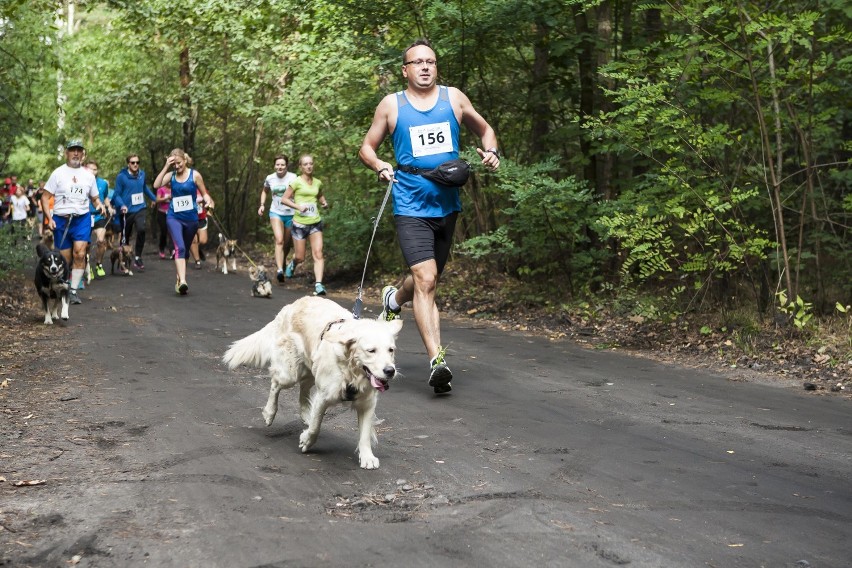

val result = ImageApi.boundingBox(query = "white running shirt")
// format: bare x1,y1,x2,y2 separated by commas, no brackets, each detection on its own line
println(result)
264,171,297,216
45,164,98,216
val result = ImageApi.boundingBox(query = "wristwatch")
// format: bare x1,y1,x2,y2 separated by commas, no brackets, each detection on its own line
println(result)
486,148,500,158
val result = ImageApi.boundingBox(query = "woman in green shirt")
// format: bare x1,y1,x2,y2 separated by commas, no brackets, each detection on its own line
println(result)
281,154,329,295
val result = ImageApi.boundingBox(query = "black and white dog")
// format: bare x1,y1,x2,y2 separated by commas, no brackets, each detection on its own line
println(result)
34,243,70,324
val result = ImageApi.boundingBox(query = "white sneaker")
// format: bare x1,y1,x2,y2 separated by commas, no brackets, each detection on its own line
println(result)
379,285,400,322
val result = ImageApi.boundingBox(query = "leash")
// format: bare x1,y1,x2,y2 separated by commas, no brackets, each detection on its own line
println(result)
352,177,394,319
57,212,75,250
206,210,259,269
119,211,128,249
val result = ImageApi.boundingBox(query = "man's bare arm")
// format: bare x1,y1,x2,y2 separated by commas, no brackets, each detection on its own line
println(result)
359,95,396,182
451,88,500,170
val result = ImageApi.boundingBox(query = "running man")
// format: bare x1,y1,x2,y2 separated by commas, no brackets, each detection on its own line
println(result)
42,140,107,304
85,160,113,278
359,38,500,394
113,153,156,271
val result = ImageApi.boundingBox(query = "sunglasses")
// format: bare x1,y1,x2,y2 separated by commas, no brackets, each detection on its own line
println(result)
128,161,139,165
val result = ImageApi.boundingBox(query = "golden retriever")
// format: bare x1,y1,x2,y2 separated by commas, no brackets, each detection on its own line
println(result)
222,296,403,469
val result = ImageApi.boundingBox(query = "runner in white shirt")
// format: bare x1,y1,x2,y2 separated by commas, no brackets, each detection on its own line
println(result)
257,154,297,282
41,139,106,305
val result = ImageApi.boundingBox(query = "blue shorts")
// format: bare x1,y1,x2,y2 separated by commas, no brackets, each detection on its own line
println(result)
54,213,92,250
270,212,293,228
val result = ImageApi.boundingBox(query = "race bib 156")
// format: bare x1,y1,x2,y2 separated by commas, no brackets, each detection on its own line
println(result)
409,121,453,157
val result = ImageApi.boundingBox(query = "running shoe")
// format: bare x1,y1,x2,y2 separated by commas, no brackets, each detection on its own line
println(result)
276,269,285,283
78,280,85,290
95,264,106,278
178,281,188,295
314,282,326,296
379,285,401,322
159,250,166,260
428,347,452,394
133,256,145,271
69,290,82,305
194,260,202,269
284,259,295,278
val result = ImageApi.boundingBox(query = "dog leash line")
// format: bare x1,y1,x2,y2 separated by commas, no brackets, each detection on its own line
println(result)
352,177,394,319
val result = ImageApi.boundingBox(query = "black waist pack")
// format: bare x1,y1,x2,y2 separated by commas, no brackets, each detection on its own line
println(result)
398,159,471,187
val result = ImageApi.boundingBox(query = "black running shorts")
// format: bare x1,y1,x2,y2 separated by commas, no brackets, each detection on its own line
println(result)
394,212,458,274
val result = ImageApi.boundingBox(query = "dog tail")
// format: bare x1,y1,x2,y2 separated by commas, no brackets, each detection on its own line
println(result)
222,320,277,370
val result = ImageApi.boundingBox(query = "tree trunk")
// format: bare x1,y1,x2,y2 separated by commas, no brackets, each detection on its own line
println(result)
529,21,550,160
738,5,794,302
573,9,597,192
221,109,230,232
179,44,195,155
596,1,614,200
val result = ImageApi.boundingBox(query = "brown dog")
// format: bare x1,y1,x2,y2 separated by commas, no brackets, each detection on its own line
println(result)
216,233,238,274
110,246,133,276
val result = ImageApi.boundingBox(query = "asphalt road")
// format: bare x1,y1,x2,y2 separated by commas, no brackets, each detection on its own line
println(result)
3,253,851,567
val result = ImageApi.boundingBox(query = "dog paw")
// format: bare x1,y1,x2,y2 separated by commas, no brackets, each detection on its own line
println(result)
261,408,276,426
43,317,53,325
359,454,380,470
299,429,315,453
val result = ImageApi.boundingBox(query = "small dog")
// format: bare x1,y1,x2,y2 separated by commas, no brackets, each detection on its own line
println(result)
34,244,70,325
216,233,238,274
40,229,55,251
223,297,403,469
110,246,133,276
25,216,37,240
249,265,273,298
104,221,117,251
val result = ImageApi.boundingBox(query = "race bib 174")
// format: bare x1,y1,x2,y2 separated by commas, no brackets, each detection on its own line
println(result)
409,121,454,158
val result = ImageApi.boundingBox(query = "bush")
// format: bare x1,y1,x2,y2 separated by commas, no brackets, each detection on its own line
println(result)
0,224,37,278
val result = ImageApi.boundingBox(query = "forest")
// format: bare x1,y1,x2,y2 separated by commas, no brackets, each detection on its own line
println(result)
1,0,850,328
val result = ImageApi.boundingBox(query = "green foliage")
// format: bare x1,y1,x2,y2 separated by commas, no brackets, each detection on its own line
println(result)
0,1,59,170
777,291,814,331
0,225,35,277
457,158,598,294
586,1,848,310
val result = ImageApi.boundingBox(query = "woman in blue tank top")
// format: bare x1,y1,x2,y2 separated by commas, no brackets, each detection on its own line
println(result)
153,148,215,295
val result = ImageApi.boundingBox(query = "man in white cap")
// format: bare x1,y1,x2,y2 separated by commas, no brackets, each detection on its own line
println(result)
42,139,106,304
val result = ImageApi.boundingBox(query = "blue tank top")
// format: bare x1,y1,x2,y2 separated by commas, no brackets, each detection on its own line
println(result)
391,86,462,217
167,169,199,222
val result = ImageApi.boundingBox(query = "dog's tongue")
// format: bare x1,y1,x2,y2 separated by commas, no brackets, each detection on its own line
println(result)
370,375,387,392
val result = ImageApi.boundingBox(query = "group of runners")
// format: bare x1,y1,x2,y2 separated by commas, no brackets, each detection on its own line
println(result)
40,38,499,393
